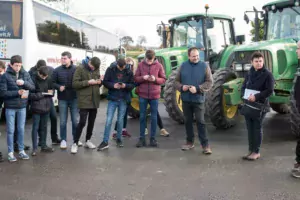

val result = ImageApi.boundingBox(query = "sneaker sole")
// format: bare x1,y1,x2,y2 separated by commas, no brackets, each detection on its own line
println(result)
181,146,195,151
84,145,96,149
9,159,17,162
19,157,29,160
292,172,300,178
97,146,109,151
71,151,78,154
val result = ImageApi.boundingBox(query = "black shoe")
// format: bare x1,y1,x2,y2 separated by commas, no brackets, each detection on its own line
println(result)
0,152,3,162
41,146,55,153
97,141,109,151
24,145,30,151
14,144,30,152
149,138,158,147
116,139,123,148
136,138,147,148
52,138,61,145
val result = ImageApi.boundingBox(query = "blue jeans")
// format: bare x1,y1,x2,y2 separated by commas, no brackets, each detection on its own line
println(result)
58,99,78,141
6,108,26,153
103,100,127,143
139,97,159,139
32,113,49,150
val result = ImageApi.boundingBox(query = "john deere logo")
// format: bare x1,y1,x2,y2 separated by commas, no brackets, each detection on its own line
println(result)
240,53,245,59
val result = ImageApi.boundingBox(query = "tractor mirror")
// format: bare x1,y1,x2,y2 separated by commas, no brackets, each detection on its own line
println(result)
244,13,250,24
236,35,245,44
157,25,163,36
205,17,214,29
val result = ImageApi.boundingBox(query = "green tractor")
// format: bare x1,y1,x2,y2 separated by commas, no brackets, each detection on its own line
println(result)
127,5,245,122
207,0,300,135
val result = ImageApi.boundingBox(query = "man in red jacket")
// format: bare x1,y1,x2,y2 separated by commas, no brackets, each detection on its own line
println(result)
134,50,166,147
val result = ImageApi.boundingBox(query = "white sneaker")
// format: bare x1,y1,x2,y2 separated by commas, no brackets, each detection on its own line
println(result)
145,128,148,135
60,140,67,149
78,141,83,147
71,143,78,154
84,140,96,149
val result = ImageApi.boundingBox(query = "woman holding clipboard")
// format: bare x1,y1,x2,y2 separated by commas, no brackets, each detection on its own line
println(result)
240,52,274,161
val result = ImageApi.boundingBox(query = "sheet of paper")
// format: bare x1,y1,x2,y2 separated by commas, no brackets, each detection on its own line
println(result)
243,89,260,100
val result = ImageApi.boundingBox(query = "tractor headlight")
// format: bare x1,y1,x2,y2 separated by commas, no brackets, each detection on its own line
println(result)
244,63,252,70
235,64,243,71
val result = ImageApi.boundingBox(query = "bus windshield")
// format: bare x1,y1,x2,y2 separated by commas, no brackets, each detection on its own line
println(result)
267,7,300,40
0,1,23,39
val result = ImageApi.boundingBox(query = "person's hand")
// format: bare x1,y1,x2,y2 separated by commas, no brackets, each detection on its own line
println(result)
16,79,24,86
48,90,53,95
121,83,126,88
59,86,65,92
114,83,121,89
18,89,25,95
88,79,96,85
248,94,256,102
96,79,102,85
189,86,197,94
148,75,156,82
143,75,150,80
182,85,190,92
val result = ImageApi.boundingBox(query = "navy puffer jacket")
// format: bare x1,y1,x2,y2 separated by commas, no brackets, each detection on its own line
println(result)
0,66,35,109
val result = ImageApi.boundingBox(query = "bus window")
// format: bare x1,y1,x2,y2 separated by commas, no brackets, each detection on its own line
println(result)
0,1,23,39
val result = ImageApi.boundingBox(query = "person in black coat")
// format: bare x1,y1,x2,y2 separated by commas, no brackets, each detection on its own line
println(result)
29,60,60,145
240,52,275,161
0,60,5,162
291,40,300,178
29,66,55,156
0,55,35,162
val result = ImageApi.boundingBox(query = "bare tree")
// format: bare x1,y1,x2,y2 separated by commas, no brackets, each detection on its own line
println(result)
37,0,73,12
137,35,147,46
120,36,134,49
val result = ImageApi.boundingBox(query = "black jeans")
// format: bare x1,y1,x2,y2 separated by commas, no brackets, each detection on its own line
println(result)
182,102,208,147
245,114,265,153
74,108,97,144
296,139,300,163
145,111,163,130
114,106,128,131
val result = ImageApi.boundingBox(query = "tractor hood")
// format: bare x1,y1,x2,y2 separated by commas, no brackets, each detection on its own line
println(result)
137,47,188,59
233,38,298,80
234,38,297,53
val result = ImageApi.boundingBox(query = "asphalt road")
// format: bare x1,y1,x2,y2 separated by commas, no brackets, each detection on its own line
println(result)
0,100,299,200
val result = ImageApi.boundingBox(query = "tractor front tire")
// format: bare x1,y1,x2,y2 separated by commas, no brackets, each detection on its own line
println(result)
163,70,184,124
290,72,300,137
270,103,290,114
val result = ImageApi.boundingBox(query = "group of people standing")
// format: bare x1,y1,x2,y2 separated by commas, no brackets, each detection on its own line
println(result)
0,45,300,180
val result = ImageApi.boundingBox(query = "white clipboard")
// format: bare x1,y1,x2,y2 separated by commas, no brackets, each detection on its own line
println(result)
243,89,260,100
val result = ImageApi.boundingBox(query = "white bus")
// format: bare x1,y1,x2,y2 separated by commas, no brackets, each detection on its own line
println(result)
0,0,118,106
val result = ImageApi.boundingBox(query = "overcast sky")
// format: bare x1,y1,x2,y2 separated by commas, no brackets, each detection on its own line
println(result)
57,0,272,46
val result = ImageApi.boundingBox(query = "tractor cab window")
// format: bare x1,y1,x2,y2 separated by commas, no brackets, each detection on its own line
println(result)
172,20,204,48
206,19,233,55
267,6,300,40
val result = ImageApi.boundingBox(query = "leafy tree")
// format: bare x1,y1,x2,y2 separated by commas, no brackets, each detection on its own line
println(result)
250,19,264,42
121,36,134,48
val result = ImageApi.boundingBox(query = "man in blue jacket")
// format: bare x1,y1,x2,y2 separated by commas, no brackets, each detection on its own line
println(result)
97,58,135,150
175,47,213,154
52,51,78,149
0,55,35,162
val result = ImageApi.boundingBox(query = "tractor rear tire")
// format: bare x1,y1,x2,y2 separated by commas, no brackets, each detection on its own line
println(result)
128,97,140,119
290,72,300,137
206,68,238,129
270,103,290,114
163,70,184,124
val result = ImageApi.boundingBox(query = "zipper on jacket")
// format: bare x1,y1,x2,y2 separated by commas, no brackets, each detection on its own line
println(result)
148,65,150,99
